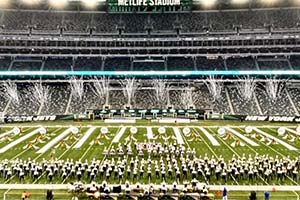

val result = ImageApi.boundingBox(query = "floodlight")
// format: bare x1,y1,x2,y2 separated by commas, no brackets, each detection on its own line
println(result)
0,0,10,8
20,0,41,5
293,0,300,5
49,0,68,9
231,0,249,5
260,0,279,5
196,0,217,8
203,0,217,8
82,0,99,9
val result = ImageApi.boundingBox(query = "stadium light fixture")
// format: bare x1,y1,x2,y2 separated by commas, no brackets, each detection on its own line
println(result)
20,0,41,5
231,0,249,5
293,0,300,5
260,0,279,5
0,0,10,8
82,0,99,9
197,0,217,8
48,0,69,9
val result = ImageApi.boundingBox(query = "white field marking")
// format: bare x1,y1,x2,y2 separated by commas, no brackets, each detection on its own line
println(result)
36,127,72,154
100,127,121,166
249,129,285,157
244,128,299,185
79,145,93,161
278,127,300,136
232,128,270,185
207,128,240,185
34,138,80,184
78,128,107,161
294,191,300,200
0,127,33,144
0,128,43,153
0,128,15,139
73,127,96,149
181,129,191,149
192,128,218,158
181,129,209,184
146,127,154,140
225,127,259,146
112,127,126,143
34,128,85,183
172,127,185,145
196,127,220,146
3,128,65,184
238,126,293,183
205,128,242,185
253,127,298,151
207,128,241,157
10,128,62,161
235,128,273,155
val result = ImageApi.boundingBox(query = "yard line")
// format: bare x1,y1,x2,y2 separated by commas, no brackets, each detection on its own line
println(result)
34,138,80,184
100,127,121,166
181,129,209,184
231,129,269,185
64,127,122,184
4,128,69,184
36,127,72,154
207,128,266,185
78,128,102,161
172,127,185,145
214,136,241,162
196,127,220,146
10,128,62,161
225,127,259,146
293,191,300,200
198,128,239,185
238,128,299,185
192,128,218,158
284,128,300,136
236,127,285,157
253,127,298,151
0,129,16,139
0,128,43,153
112,127,126,143
146,127,154,140
79,145,93,161
73,127,96,149
62,128,107,184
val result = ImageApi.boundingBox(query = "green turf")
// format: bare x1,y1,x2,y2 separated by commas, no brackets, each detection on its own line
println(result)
1,120,300,199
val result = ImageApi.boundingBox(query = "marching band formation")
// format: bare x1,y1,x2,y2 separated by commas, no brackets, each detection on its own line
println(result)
0,141,299,185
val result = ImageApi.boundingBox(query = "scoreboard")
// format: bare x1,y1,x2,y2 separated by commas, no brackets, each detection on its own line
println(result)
107,0,191,13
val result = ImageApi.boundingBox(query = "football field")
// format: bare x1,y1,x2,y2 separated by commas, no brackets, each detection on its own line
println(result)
1,120,300,199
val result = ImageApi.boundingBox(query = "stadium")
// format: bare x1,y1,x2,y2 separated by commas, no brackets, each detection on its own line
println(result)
2,0,300,200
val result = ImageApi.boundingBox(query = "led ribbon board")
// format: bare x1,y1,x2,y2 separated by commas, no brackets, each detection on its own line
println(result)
1,70,300,76
107,0,191,12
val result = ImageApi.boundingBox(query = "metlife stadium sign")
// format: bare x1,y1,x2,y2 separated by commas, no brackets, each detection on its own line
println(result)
107,0,191,12
117,0,180,6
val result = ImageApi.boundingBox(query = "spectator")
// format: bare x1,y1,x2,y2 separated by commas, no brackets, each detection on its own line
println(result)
264,191,270,200
249,191,257,200
46,190,53,200
222,187,228,200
